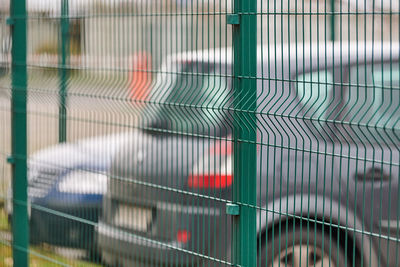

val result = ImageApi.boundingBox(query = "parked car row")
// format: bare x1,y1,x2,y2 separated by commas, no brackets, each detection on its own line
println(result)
7,42,400,266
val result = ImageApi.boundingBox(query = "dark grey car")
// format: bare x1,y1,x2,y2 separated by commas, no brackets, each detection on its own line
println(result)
97,43,400,266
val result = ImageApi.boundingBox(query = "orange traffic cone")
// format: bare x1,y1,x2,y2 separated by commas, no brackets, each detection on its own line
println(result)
128,52,151,105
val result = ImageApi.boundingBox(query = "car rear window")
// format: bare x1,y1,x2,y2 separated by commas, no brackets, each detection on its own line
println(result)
149,62,231,135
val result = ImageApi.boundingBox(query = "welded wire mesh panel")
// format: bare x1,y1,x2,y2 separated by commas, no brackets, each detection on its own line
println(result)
96,1,235,266
2,0,400,266
255,1,400,267
8,0,235,265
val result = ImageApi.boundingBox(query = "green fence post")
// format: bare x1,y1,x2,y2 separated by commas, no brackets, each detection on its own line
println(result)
232,0,257,266
59,0,69,142
10,0,29,265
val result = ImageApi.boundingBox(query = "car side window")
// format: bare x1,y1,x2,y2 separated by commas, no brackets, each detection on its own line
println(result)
295,70,334,125
347,63,400,128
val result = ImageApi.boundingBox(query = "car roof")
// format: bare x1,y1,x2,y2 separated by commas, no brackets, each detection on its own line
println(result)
167,42,400,68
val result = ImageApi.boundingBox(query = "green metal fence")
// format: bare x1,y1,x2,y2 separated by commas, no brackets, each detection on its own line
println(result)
1,0,400,266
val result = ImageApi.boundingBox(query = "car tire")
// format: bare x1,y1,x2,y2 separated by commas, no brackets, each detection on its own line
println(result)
260,222,350,267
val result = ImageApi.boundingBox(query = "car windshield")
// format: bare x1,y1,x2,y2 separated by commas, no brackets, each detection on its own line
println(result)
145,62,231,136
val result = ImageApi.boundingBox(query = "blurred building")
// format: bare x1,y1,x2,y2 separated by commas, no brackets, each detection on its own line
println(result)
0,0,398,70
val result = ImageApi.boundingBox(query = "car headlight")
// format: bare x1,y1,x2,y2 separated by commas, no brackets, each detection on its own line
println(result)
58,170,108,194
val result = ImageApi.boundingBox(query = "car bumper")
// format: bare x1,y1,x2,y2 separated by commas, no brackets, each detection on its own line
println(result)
97,221,209,266
29,203,101,250
97,199,230,266
6,186,104,250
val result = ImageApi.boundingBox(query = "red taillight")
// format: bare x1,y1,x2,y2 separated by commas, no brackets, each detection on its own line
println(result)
188,138,233,189
187,174,233,189
176,230,190,243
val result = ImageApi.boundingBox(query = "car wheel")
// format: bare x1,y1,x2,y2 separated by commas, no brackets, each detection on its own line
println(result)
261,223,349,267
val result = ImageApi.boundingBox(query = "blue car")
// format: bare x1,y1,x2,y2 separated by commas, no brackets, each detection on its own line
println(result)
6,132,131,256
